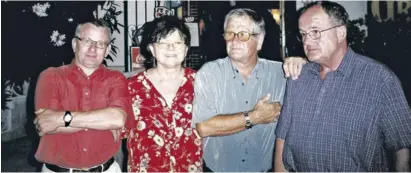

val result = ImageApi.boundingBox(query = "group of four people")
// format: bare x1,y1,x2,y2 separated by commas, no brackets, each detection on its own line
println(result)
34,1,410,172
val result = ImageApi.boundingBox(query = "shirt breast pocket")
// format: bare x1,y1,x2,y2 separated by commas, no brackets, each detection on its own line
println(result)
337,98,369,120
336,99,370,134
93,92,110,109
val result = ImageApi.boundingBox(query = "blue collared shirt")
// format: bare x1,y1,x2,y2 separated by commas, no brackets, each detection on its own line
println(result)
275,48,411,171
192,57,286,172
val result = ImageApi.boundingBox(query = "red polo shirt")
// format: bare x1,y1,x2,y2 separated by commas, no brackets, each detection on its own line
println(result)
34,62,133,168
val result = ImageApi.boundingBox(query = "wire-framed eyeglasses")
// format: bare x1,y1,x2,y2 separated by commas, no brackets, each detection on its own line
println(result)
75,36,109,49
297,25,344,42
223,31,260,42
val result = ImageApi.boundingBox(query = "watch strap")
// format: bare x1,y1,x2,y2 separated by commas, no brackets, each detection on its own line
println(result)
244,111,253,129
64,111,72,127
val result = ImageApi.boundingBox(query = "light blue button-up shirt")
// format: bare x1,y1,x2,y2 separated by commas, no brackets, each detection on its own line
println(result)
193,57,286,172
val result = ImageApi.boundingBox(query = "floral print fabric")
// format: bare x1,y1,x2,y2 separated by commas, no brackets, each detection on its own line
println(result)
122,68,202,172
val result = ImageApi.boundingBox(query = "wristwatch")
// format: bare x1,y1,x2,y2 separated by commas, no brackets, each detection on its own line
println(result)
63,111,73,127
244,111,253,129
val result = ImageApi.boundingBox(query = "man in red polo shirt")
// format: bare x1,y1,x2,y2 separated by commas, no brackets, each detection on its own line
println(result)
33,19,132,172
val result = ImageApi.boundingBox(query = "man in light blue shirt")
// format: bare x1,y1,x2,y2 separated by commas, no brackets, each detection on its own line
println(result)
192,8,306,172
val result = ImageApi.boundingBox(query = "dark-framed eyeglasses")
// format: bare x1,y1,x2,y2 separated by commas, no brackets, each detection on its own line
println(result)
297,24,344,42
223,31,260,42
74,36,109,49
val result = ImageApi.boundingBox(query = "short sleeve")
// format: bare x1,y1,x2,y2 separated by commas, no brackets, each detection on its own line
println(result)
380,73,411,151
275,79,294,139
192,63,219,128
35,68,61,110
107,72,134,129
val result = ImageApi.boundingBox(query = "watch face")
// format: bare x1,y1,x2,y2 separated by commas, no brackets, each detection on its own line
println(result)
245,121,251,126
64,114,72,122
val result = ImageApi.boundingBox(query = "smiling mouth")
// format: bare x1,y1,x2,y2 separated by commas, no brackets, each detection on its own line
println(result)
165,54,177,58
86,55,97,59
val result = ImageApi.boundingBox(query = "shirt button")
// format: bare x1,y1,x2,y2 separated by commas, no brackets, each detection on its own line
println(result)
242,159,245,162
83,148,88,152
85,92,89,95
85,129,88,131
87,77,90,80
245,101,248,104
242,83,244,86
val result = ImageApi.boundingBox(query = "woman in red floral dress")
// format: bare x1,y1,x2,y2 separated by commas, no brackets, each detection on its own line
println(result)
122,16,202,172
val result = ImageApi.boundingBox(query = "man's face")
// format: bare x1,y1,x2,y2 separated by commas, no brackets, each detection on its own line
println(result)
72,23,110,70
298,5,342,63
225,16,263,63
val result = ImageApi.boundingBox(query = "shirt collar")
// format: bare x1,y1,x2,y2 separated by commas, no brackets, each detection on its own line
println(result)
68,59,106,80
308,47,356,77
336,47,356,77
228,57,261,80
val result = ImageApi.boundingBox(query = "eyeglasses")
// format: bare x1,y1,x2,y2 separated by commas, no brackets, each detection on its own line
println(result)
75,36,109,49
297,25,343,42
155,42,185,49
223,31,259,42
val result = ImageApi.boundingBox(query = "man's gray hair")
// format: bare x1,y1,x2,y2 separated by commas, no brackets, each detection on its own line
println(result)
74,19,112,41
223,8,265,36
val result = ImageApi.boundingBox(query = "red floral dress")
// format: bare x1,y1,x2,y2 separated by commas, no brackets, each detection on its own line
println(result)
122,68,203,173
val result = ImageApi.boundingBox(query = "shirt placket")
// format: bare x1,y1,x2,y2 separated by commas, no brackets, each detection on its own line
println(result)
81,75,92,157
82,75,92,110
242,75,255,168
307,76,327,165
168,107,177,171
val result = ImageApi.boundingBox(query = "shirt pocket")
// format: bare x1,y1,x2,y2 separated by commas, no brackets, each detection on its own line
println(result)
93,92,110,109
337,99,369,125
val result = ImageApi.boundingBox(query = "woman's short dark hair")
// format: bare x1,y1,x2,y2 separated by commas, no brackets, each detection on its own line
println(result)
138,16,191,69
299,1,349,26
148,16,191,46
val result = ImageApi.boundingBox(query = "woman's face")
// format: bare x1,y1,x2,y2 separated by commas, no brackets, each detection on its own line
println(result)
149,30,188,69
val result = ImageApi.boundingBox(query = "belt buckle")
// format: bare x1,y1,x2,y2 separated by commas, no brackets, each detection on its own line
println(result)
80,167,91,171
86,165,103,172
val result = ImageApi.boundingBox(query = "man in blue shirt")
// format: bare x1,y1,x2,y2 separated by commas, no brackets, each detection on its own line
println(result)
275,1,411,172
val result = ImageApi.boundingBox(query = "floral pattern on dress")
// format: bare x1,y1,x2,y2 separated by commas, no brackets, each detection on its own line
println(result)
122,68,202,172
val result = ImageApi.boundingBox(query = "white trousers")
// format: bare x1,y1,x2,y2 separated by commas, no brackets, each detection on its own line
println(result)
41,160,121,173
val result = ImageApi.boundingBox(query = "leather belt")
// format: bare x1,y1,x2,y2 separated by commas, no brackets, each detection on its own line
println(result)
45,157,114,172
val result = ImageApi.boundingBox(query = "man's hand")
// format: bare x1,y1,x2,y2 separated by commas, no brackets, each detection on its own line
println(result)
111,129,120,142
283,56,307,80
34,109,64,136
250,94,282,125
395,148,410,172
